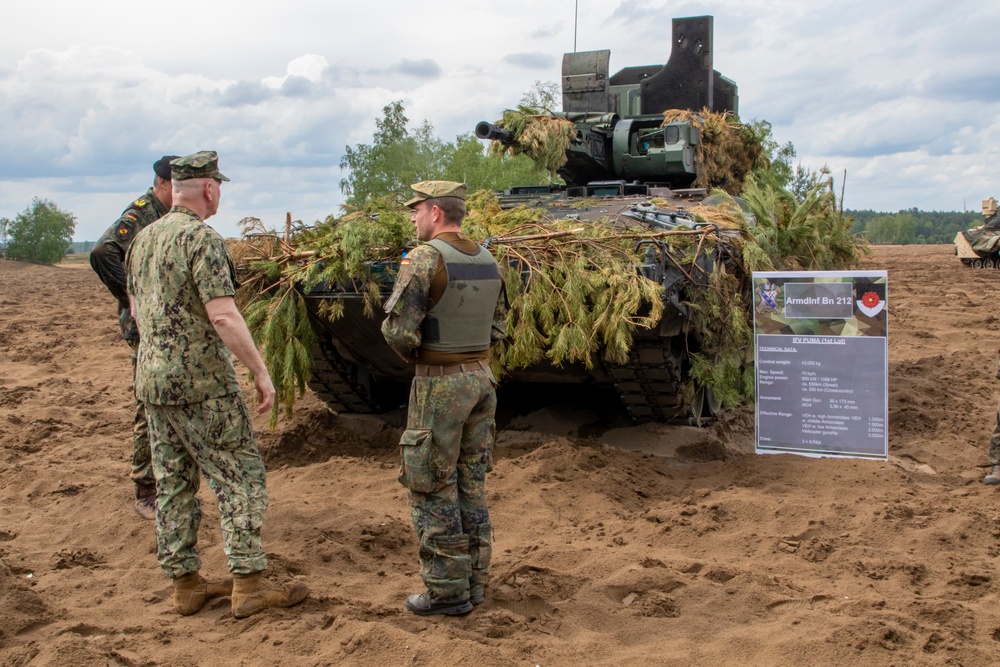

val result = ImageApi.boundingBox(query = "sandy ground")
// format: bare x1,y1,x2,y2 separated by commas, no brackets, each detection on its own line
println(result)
3,245,1000,666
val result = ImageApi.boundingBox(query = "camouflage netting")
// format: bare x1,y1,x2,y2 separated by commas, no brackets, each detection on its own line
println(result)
963,226,1000,255
233,192,764,424
488,107,574,177
661,108,762,195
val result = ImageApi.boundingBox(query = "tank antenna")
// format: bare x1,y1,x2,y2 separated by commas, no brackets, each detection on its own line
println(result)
574,0,578,52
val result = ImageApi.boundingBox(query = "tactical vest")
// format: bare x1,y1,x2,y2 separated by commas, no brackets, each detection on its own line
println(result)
421,238,502,353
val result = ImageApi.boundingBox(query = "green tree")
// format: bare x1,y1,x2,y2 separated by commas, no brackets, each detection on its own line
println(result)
339,101,435,206
6,198,76,264
339,99,550,206
864,212,917,244
0,216,9,258
444,134,548,191
747,119,796,189
519,80,561,113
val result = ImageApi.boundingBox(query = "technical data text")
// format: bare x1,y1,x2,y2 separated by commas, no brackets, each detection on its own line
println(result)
756,334,887,459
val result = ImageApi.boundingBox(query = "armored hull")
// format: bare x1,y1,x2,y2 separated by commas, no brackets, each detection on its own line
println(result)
302,187,746,424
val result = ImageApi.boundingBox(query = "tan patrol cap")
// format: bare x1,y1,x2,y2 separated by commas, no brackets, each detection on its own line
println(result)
404,180,467,208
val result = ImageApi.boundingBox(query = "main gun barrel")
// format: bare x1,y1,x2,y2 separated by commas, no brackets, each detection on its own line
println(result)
475,121,516,145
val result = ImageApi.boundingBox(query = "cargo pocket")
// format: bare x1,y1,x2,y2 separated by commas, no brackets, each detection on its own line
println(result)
398,428,442,493
205,395,251,452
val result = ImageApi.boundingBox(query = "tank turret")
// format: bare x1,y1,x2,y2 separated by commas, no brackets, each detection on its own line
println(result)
478,15,738,194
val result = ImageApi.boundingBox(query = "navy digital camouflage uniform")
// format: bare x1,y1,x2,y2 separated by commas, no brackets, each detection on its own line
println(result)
90,187,169,492
126,204,269,578
381,233,507,605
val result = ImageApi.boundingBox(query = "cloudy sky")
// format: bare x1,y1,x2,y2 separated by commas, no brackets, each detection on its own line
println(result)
2,0,998,241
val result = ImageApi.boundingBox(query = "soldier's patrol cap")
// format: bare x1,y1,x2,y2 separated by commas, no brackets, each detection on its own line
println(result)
170,151,231,182
404,180,466,208
153,155,180,180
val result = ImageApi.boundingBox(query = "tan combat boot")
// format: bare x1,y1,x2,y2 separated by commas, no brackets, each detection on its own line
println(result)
134,485,156,521
173,572,233,616
231,572,309,618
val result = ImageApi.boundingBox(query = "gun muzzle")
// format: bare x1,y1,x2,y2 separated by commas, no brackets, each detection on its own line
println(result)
475,121,515,145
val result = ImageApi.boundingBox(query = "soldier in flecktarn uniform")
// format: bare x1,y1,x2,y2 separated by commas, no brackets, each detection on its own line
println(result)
126,151,309,618
90,155,177,519
381,180,508,617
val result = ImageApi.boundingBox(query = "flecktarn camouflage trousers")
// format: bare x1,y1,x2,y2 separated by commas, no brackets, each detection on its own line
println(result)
989,411,1000,467
145,393,268,578
398,370,496,602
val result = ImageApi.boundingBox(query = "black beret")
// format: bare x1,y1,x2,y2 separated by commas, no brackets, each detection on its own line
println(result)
153,155,181,180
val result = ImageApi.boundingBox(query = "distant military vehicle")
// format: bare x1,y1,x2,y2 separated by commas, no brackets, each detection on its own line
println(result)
955,198,1000,268
303,15,748,424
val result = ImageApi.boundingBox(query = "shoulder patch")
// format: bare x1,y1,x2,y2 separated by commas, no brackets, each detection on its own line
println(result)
124,213,138,222
133,198,147,207
116,223,131,240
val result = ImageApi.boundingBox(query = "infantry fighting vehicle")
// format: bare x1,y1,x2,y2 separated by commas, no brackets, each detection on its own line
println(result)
303,15,748,424
954,197,1000,268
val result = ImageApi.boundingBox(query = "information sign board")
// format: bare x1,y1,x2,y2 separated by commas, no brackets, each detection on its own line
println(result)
753,271,888,459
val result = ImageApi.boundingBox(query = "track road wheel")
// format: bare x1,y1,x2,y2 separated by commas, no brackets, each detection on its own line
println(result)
704,386,723,417
986,259,995,269
973,258,984,269
688,387,706,425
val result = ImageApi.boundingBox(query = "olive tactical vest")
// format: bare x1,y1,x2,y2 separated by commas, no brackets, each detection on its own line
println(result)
421,238,502,352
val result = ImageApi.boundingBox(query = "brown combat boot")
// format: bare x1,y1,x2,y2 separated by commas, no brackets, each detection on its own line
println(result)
173,572,233,616
134,485,156,520
231,572,309,618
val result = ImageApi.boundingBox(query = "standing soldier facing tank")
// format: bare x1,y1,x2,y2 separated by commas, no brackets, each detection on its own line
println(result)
90,155,178,519
126,151,309,617
381,181,507,616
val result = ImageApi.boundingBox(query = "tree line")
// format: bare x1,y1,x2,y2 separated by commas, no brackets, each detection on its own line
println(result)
847,208,982,245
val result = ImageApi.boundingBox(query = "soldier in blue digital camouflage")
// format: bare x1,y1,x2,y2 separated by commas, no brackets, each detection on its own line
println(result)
125,151,309,618
381,180,507,616
90,155,178,520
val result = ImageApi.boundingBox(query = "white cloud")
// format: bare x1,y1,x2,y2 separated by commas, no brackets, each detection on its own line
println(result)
1,0,999,240
263,54,329,89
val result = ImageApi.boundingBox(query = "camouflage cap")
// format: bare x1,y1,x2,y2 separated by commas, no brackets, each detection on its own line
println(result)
404,180,466,208
153,155,180,180
170,151,231,182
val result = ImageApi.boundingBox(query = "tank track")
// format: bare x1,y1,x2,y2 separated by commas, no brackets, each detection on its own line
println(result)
307,330,378,414
960,256,1000,269
605,338,701,424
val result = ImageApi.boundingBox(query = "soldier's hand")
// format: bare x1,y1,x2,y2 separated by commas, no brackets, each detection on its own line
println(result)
255,374,276,414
